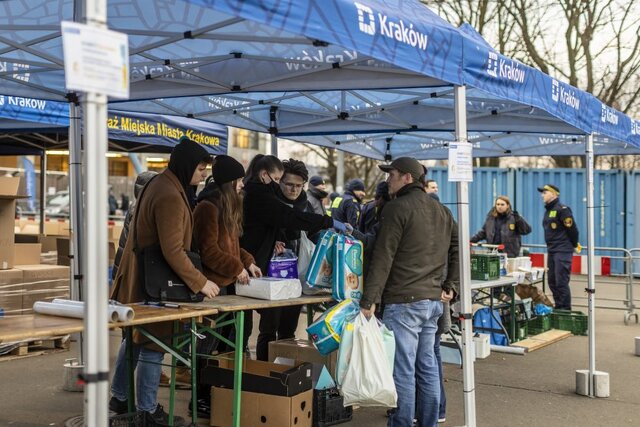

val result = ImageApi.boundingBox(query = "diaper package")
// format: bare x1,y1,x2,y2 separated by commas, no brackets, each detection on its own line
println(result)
306,298,360,355
305,230,336,288
268,249,298,279
332,234,364,302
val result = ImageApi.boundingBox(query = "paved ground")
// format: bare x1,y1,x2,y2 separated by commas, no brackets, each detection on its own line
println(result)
1,275,638,426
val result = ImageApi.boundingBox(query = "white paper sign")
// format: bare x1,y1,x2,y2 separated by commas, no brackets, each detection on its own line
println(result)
448,143,473,182
61,21,129,99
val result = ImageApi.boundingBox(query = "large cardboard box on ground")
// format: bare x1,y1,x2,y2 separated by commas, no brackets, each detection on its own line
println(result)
210,387,312,427
15,265,70,314
14,243,42,265
0,268,24,315
201,352,313,397
0,177,26,270
269,338,338,378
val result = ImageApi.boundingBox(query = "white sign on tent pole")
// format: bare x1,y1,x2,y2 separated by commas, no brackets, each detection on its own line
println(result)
448,143,473,182
61,21,129,99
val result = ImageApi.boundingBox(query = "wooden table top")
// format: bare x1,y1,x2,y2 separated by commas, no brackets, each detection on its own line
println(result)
182,294,334,312
0,304,220,344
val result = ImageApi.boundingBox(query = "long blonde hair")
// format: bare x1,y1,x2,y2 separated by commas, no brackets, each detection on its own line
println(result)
214,180,244,237
490,195,512,217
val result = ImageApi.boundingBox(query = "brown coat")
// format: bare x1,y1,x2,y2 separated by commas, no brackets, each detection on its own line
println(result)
110,169,207,348
193,200,255,286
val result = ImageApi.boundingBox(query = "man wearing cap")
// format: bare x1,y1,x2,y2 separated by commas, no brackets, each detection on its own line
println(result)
307,175,328,215
361,157,459,427
539,184,579,310
329,178,366,228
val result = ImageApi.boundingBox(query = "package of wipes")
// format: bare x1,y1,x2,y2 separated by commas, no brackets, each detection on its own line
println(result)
305,230,336,288
306,299,360,355
235,277,302,300
332,234,364,302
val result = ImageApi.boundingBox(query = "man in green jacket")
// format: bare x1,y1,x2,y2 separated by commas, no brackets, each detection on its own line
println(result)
360,157,459,427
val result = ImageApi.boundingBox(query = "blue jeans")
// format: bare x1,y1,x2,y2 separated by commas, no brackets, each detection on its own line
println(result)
383,300,443,427
111,338,164,412
434,335,446,420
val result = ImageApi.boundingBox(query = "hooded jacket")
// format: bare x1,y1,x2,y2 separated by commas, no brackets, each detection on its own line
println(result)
241,180,333,272
361,182,459,309
306,186,328,215
192,183,256,287
470,211,531,257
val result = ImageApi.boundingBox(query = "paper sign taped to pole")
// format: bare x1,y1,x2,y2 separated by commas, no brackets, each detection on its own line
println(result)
448,143,473,182
61,21,129,99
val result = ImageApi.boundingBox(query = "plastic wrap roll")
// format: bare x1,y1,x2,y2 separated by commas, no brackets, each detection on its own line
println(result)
33,301,85,319
50,299,129,322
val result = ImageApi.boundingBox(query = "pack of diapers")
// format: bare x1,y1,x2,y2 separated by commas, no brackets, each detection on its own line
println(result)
305,230,336,289
267,249,298,279
332,234,364,302
306,298,360,355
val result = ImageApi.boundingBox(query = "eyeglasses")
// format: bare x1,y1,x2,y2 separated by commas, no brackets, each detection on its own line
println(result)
282,182,304,190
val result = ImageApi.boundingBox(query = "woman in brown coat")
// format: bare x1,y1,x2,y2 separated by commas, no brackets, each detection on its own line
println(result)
190,155,262,415
109,137,218,427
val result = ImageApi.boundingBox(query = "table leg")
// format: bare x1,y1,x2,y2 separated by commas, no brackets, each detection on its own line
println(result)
510,287,517,341
125,327,135,414
190,317,198,425
232,311,245,427
168,320,178,427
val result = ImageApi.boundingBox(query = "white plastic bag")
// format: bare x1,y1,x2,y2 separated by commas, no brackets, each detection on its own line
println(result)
340,313,397,407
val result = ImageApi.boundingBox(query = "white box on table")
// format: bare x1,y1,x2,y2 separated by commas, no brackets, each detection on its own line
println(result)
235,277,302,300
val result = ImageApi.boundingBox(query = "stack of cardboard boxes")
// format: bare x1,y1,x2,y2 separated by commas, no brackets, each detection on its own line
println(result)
0,177,70,317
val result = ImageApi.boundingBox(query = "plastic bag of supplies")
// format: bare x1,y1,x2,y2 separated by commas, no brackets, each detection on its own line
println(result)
340,313,397,407
306,299,359,355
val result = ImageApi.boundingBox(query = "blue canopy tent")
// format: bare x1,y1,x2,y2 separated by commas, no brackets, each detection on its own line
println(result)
1,1,638,425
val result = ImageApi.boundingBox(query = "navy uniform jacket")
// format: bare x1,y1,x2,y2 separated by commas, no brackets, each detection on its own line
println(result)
543,198,579,253
330,191,362,229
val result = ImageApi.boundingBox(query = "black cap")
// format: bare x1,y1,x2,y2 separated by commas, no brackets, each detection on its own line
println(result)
212,155,245,185
375,181,389,198
379,157,424,181
346,178,365,193
309,175,325,186
537,184,560,195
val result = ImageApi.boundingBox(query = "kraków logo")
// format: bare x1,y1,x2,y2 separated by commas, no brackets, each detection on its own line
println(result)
486,52,525,83
551,79,580,110
354,2,428,50
601,104,619,125
631,120,640,136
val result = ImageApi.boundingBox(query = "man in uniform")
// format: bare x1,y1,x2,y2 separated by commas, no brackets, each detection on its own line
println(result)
329,178,366,229
538,184,580,310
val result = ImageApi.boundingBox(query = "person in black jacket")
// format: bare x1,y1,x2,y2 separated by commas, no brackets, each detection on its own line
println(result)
240,154,345,360
470,195,532,258
329,178,366,228
539,184,579,310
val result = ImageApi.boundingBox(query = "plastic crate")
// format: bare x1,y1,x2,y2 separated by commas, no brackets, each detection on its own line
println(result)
551,310,588,336
470,254,500,281
528,314,551,335
109,412,145,427
503,319,528,342
313,388,353,427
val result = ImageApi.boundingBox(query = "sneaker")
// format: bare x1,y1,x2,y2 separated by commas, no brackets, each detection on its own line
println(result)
188,397,212,418
438,417,446,423
158,371,171,387
108,396,129,415
143,404,186,427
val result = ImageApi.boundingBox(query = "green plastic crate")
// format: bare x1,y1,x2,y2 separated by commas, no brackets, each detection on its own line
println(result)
503,319,528,342
551,310,588,336
470,254,500,281
528,314,551,335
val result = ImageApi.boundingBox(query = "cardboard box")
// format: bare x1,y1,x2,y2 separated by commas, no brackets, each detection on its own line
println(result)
210,387,312,427
0,177,26,270
15,233,40,244
21,282,70,313
269,338,338,378
0,268,23,286
201,353,313,397
56,237,71,266
17,265,70,280
14,243,42,265
0,289,24,315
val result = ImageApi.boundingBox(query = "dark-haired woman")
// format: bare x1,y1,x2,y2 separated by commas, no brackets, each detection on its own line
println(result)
470,195,531,257
241,155,344,360
191,155,262,415
109,137,218,427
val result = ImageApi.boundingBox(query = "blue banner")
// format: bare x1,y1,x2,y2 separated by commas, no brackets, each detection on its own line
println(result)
0,94,69,128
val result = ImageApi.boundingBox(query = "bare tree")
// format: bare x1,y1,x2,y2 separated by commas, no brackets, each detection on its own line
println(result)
424,0,640,169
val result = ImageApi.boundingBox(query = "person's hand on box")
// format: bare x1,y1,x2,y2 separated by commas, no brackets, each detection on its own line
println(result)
237,269,250,285
273,241,286,255
248,263,262,278
201,280,220,298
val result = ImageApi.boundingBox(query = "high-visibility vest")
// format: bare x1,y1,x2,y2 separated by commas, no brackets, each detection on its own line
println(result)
327,196,343,217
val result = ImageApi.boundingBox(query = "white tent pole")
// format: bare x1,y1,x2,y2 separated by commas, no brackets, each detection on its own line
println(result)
82,0,109,425
68,100,85,364
454,84,476,426
39,153,46,234
336,149,345,193
585,133,597,395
